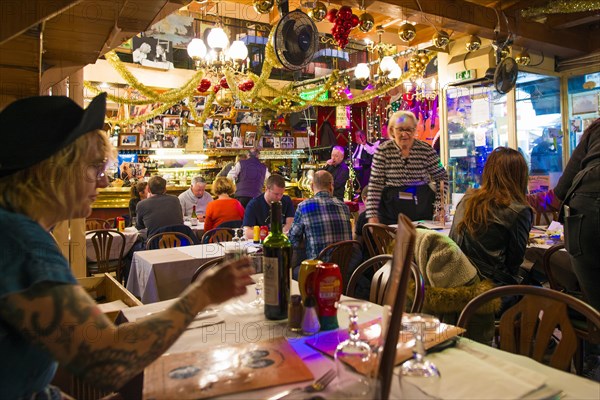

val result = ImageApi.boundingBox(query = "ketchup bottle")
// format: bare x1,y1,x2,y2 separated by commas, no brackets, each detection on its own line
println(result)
313,262,342,331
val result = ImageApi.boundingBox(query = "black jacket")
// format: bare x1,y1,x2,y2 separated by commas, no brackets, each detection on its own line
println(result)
449,194,533,285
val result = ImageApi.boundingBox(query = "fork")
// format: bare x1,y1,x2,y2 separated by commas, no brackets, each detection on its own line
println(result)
267,369,336,400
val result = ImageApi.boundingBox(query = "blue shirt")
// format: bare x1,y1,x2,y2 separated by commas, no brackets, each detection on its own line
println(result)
288,191,353,259
0,207,77,398
242,194,295,227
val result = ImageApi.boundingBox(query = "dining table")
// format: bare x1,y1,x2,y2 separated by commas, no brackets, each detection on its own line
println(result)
86,227,139,262
118,277,600,400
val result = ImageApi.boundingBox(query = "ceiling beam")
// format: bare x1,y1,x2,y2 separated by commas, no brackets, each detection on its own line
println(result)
0,0,84,45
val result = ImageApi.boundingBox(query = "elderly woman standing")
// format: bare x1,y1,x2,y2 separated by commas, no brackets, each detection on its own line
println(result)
0,94,254,398
366,110,448,224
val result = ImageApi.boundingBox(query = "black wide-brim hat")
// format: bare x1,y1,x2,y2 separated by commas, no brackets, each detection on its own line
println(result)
0,92,107,177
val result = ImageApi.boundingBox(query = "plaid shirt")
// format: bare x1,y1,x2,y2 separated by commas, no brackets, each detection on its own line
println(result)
288,191,353,259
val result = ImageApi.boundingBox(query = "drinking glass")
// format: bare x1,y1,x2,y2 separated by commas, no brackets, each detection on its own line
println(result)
400,313,441,377
237,228,247,243
248,276,264,308
232,229,241,243
334,300,373,396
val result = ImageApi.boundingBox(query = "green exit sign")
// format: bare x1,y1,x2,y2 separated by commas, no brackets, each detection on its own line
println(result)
456,69,477,81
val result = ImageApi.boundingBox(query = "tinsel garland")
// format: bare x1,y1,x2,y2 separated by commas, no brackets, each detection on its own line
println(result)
522,0,600,17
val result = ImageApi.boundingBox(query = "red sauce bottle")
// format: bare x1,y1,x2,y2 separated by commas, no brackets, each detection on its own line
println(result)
313,262,342,331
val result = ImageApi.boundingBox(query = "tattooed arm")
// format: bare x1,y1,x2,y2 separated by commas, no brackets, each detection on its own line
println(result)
0,257,254,391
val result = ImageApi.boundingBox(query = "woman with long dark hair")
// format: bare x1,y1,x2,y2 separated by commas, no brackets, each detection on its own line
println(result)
449,147,533,285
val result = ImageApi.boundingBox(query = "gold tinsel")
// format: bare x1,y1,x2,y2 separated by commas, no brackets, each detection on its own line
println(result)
521,0,600,17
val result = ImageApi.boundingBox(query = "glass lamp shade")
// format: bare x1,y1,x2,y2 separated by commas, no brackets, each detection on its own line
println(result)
379,56,396,74
207,27,229,51
187,38,207,59
388,63,401,80
228,40,248,61
355,63,371,80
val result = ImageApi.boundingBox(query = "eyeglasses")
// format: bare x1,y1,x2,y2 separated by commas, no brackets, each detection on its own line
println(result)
87,159,108,182
392,126,416,134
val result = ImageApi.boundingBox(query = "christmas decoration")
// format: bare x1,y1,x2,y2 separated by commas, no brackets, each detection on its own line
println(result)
432,31,450,49
466,35,481,52
515,50,531,66
398,23,416,42
253,0,274,15
358,12,374,33
309,2,327,22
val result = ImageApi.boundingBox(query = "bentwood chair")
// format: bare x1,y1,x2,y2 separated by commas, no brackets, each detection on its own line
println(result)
86,218,112,231
191,256,225,283
146,231,195,250
377,214,417,400
316,239,362,291
457,285,600,373
201,228,235,244
367,259,425,313
86,229,126,283
362,222,396,258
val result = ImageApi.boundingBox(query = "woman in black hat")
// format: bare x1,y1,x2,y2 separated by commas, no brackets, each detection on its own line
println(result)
0,93,254,398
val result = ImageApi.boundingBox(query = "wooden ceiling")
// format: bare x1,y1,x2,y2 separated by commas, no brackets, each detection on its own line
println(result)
1,0,599,101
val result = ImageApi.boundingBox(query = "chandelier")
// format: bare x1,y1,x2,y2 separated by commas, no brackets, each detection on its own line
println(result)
187,25,248,74
354,26,402,85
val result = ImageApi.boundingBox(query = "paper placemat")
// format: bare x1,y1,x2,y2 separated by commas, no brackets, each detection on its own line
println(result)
144,337,313,399
305,318,464,375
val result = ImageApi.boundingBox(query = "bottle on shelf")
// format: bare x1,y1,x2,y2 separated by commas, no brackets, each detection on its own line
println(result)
263,201,292,320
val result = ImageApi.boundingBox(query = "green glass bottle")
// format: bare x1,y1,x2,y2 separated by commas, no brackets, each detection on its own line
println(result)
263,201,292,320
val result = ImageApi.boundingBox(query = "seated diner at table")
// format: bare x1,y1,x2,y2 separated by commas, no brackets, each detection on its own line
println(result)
203,176,245,231
0,93,255,398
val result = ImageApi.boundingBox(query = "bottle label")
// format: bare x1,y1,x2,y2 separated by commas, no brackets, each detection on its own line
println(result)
263,256,279,306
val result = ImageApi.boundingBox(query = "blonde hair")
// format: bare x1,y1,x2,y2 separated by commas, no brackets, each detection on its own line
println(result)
212,176,235,196
0,130,112,222
388,110,417,129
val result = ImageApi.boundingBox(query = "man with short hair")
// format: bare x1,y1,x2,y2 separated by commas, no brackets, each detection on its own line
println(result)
323,145,349,201
136,176,183,238
178,176,213,219
288,170,352,260
228,147,270,208
242,174,294,239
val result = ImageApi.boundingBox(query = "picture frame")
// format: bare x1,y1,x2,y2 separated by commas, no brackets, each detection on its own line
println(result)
572,92,599,115
163,116,181,131
281,137,295,149
244,131,256,147
118,132,139,147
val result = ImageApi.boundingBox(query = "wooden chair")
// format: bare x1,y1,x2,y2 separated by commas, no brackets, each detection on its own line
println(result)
377,214,417,400
362,222,396,258
201,227,235,244
457,285,600,373
86,229,126,283
317,239,362,291
145,231,195,250
346,254,391,298
191,256,225,283
526,190,560,226
86,218,112,231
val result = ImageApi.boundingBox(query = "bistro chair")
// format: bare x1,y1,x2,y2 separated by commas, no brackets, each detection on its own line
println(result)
362,222,396,258
146,231,195,250
201,227,235,244
376,214,417,400
346,254,392,300
316,239,362,291
457,285,600,373
85,218,112,231
86,229,126,284
191,256,225,283
367,259,425,313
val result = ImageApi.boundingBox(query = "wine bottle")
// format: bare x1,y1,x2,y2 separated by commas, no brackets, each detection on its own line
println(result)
263,201,292,320
191,205,197,219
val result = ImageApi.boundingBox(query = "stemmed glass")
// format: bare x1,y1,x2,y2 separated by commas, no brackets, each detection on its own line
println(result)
400,313,441,377
334,300,373,396
247,276,264,309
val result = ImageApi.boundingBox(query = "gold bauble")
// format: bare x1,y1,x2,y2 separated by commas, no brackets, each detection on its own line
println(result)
398,23,416,42
515,50,531,66
359,13,375,33
433,30,450,49
419,56,428,65
466,35,481,52
500,46,511,60
253,0,274,14
309,2,327,22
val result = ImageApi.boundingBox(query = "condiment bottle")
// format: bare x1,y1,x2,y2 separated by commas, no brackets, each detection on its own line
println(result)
313,262,342,331
288,295,303,332
298,259,321,304
253,225,260,243
302,296,320,335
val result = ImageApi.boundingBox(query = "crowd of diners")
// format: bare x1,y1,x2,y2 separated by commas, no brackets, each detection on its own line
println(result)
1,93,598,397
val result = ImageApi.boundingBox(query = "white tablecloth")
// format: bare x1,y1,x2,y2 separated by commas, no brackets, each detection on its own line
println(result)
86,228,139,262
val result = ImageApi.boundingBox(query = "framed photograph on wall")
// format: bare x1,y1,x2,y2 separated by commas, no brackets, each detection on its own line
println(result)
281,137,295,149
163,116,181,131
244,131,256,147
118,132,139,147
572,92,599,115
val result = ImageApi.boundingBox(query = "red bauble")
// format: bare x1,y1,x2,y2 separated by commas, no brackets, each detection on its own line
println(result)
351,14,360,27
326,8,338,23
219,76,229,89
213,84,221,93
197,78,211,92
244,80,255,90
338,6,352,20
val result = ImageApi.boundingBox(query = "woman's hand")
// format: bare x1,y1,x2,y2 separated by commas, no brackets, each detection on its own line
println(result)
198,257,255,305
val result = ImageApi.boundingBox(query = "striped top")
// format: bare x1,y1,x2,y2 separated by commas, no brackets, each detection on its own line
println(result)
366,139,448,218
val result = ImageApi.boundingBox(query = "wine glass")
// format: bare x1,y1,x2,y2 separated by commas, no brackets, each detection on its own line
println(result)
334,300,373,396
248,276,264,309
400,313,441,377
232,228,241,243
237,228,247,243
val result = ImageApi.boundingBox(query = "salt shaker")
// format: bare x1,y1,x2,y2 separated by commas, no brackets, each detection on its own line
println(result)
302,296,320,335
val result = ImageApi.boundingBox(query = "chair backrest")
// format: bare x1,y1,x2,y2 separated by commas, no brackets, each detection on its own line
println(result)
542,244,582,294
146,231,195,250
457,285,600,372
149,224,200,245
362,222,396,258
346,254,392,299
216,220,243,229
191,256,225,283
201,227,235,244
526,191,559,226
377,214,417,400
369,260,424,313
317,239,362,291
86,218,112,231
87,229,126,283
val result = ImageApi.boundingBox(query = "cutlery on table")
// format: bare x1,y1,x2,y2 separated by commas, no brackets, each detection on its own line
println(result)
267,369,336,400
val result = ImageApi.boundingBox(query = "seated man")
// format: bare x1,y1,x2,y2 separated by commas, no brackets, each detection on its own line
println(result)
288,170,353,266
242,174,295,239
323,145,349,201
137,175,183,239
178,176,213,219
